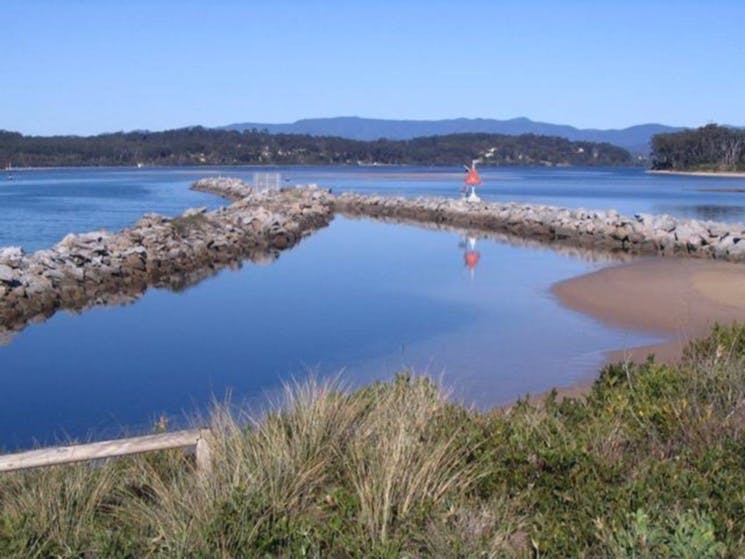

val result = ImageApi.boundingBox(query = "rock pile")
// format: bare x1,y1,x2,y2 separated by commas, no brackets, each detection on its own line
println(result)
0,186,334,338
192,177,252,201
334,194,745,261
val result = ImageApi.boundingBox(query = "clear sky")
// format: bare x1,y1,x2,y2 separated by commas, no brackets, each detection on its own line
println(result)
4,0,744,135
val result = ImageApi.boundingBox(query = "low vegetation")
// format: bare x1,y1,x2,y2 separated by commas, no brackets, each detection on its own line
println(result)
0,127,632,168
3,324,745,557
652,124,745,172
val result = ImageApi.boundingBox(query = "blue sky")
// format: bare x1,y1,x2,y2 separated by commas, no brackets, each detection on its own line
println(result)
4,0,744,135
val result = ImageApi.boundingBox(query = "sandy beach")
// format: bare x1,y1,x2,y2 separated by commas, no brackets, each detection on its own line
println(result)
648,169,745,178
553,257,745,365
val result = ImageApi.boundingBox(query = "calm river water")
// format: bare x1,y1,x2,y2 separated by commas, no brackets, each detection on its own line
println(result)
2,166,744,448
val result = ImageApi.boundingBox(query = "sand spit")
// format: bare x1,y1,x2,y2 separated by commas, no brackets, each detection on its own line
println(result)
554,257,745,363
648,169,745,179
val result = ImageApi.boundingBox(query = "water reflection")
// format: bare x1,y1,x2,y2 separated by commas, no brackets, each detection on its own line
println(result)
460,235,481,278
0,248,282,346
2,211,638,346
345,213,636,265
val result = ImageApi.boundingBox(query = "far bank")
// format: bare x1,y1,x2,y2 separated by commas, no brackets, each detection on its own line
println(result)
647,169,745,179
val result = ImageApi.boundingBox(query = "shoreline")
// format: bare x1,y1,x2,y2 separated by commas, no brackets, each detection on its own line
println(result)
529,256,745,404
647,169,745,178
5,163,643,172
552,256,745,367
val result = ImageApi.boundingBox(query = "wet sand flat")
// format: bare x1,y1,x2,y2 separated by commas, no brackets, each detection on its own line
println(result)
648,170,745,179
553,257,745,364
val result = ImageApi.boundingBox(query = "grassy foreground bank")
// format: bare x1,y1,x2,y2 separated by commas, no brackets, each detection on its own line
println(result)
3,326,745,557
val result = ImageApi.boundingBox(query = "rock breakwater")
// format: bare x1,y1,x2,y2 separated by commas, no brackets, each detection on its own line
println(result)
0,185,334,339
192,176,253,201
334,194,745,261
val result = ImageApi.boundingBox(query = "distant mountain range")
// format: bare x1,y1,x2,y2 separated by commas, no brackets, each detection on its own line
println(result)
221,117,686,154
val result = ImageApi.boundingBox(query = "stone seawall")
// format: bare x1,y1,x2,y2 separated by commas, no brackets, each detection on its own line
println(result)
188,178,745,261
191,176,252,201
0,184,334,338
334,194,745,261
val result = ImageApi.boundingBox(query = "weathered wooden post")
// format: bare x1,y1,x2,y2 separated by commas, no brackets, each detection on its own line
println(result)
195,428,214,478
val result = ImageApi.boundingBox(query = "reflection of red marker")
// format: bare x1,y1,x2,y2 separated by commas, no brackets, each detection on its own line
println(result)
464,250,480,270
463,235,480,278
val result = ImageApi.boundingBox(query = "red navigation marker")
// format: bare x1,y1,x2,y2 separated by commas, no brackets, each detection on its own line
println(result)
464,167,482,187
463,160,482,202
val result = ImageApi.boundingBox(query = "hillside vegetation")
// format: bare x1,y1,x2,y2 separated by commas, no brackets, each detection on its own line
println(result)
222,116,680,152
652,124,745,172
2,324,745,557
0,127,632,168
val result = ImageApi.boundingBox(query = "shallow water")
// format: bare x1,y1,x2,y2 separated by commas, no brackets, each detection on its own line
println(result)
0,216,660,449
0,168,223,251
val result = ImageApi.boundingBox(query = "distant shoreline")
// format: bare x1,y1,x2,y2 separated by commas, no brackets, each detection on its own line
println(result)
4,163,640,172
647,169,745,178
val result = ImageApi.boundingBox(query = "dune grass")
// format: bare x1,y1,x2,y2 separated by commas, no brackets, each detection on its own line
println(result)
3,324,745,557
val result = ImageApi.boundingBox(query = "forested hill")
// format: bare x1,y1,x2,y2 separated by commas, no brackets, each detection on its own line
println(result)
0,127,632,168
651,124,745,172
222,116,682,154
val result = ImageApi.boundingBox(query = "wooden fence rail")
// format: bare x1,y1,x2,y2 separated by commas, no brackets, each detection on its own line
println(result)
0,428,213,475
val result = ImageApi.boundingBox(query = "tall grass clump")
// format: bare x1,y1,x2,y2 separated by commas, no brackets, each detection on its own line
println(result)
346,375,480,547
119,378,370,555
0,463,119,557
119,375,485,556
4,324,745,556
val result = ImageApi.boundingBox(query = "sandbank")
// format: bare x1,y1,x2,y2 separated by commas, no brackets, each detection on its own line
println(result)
648,169,745,178
553,257,745,365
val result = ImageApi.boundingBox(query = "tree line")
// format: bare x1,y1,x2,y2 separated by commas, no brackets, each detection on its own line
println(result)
651,124,745,172
0,127,632,168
